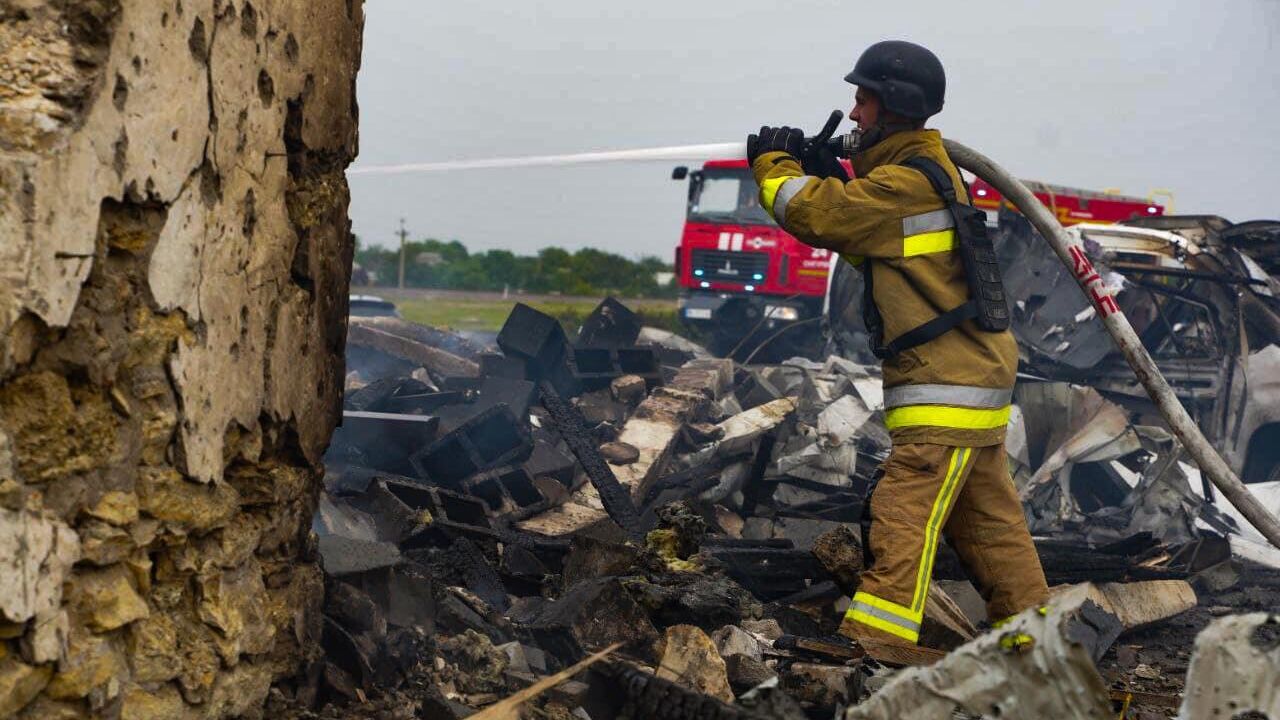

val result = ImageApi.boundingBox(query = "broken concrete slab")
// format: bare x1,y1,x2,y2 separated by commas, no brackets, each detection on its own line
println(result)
724,654,777,694
1178,612,1280,719
330,410,440,476
498,303,570,374
610,374,647,404
670,358,734,399
1051,580,1197,634
410,404,533,488
656,624,735,703
577,297,642,349
816,395,872,445
317,535,402,577
844,595,1120,719
773,432,858,488
637,326,711,357
712,624,763,663
348,320,480,379
735,371,783,411
353,316,483,361
716,398,796,457
934,579,988,627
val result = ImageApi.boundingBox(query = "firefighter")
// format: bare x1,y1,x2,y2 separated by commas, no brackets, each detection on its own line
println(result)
747,40,1049,646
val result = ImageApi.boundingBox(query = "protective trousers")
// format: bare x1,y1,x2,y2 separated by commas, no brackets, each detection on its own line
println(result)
842,442,1049,644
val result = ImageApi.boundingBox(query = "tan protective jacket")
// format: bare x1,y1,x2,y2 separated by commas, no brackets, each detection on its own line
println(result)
751,129,1017,446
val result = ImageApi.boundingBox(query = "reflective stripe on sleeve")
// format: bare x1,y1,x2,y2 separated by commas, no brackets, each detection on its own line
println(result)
902,208,957,256
883,384,1014,410
902,208,954,236
773,176,813,225
902,229,957,257
884,404,1012,430
759,176,788,221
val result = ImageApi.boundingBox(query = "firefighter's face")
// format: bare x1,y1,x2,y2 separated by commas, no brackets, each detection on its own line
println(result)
850,88,879,130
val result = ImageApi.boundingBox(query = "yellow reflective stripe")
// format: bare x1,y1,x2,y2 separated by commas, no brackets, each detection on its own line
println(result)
912,446,971,612
759,176,790,221
852,591,922,623
902,229,957,257
840,252,865,267
884,404,1012,431
847,609,919,642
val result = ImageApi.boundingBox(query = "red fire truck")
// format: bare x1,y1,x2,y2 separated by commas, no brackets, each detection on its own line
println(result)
671,159,1164,355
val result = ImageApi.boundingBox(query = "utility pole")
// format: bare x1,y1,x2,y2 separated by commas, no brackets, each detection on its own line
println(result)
396,218,408,290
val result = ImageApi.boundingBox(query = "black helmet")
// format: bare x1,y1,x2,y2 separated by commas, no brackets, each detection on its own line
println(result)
845,41,945,120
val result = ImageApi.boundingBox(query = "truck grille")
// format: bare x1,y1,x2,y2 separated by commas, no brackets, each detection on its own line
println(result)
690,250,769,283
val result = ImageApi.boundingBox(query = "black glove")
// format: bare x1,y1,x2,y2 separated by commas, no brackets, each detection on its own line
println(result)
800,144,851,182
746,125,804,165
798,110,851,182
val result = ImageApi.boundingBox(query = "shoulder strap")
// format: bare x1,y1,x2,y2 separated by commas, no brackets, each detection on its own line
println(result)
867,155,970,360
899,156,957,203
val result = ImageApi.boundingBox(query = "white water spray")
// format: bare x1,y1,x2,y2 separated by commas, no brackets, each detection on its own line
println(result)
346,142,749,176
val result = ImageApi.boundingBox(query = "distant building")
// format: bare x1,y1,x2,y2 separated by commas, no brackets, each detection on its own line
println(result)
654,271,675,286
415,252,444,267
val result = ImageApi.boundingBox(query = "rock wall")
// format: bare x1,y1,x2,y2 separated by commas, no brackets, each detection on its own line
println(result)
0,1,363,717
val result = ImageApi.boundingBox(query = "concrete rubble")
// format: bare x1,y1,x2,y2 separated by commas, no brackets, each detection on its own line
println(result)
1,0,1275,715
283,295,1280,719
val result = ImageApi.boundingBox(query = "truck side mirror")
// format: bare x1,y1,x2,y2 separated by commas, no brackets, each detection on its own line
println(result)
688,171,703,203
671,166,689,180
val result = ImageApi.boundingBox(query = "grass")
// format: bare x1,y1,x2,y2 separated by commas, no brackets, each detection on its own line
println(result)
387,294,682,334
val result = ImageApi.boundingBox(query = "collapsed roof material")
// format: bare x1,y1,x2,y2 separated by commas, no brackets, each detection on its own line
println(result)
301,296,1279,719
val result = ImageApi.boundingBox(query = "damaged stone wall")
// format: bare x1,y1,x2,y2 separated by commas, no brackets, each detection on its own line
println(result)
0,1,363,717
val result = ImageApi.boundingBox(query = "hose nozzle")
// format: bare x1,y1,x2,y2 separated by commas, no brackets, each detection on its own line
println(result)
804,109,861,159
825,131,862,159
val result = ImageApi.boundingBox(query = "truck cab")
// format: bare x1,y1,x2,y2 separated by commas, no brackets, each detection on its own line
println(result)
671,159,832,357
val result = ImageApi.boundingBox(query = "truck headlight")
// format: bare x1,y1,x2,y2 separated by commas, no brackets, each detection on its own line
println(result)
764,305,800,321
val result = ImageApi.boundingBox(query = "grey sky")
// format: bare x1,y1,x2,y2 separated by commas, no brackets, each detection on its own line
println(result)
350,0,1280,257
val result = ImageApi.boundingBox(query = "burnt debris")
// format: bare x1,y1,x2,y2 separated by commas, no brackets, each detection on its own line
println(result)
302,291,1280,719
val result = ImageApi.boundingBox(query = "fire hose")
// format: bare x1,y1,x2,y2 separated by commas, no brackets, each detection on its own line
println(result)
942,138,1280,551
348,138,1280,550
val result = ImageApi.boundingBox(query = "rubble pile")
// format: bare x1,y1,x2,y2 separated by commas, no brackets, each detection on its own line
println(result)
300,298,1279,719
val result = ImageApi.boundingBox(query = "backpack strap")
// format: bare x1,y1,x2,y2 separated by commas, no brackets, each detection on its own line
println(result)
867,155,975,360
899,156,958,203
872,300,977,359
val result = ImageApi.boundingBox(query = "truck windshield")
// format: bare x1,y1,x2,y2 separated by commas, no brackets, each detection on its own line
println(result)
689,169,775,226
